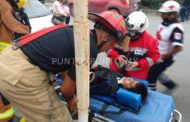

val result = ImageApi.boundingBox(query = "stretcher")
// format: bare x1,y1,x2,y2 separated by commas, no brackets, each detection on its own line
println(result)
90,90,180,122
54,75,182,122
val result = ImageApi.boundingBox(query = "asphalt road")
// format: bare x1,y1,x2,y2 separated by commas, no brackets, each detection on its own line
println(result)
93,14,190,121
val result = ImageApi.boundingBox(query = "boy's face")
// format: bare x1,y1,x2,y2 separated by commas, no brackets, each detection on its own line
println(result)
122,77,138,89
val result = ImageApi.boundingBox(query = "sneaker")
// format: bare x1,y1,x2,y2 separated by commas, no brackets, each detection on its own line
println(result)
158,73,178,90
162,80,178,90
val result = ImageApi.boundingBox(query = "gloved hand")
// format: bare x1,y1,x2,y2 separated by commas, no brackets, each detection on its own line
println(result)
117,55,127,64
126,61,139,71
115,55,128,70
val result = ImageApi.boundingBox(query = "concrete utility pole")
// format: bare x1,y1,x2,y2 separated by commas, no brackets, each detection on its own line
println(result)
73,0,89,122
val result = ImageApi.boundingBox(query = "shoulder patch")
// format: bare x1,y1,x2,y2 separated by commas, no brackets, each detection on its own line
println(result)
174,32,182,40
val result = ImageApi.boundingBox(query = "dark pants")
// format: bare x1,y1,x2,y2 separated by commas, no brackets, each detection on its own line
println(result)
147,57,174,90
180,6,190,22
65,16,70,24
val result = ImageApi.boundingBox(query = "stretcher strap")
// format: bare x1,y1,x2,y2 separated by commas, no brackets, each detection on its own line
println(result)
99,102,124,115
91,96,140,114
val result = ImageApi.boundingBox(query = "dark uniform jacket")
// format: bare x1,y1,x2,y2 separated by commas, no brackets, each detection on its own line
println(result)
21,26,98,80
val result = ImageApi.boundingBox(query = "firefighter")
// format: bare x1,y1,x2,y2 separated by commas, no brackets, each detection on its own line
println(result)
0,0,29,121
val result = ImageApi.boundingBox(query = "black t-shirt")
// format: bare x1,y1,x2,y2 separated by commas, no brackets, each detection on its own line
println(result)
21,26,98,80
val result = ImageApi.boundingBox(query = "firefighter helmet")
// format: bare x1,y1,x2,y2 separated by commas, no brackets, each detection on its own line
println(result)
89,11,126,43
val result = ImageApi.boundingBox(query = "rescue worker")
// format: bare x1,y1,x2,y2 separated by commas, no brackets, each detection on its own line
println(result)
107,11,160,80
0,11,126,121
0,0,29,121
147,0,184,90
0,0,29,51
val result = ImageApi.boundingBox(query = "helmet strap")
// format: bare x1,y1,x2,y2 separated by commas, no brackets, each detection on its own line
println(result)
116,30,124,43
97,34,111,49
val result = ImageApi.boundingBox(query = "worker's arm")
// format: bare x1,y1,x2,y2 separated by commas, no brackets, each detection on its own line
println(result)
137,38,160,69
162,46,183,59
60,71,77,112
0,1,29,34
107,45,128,65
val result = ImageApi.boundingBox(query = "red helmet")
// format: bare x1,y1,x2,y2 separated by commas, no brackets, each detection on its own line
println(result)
89,11,126,43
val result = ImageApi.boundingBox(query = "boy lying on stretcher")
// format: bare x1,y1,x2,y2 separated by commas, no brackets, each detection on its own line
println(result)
90,66,148,101
118,77,147,101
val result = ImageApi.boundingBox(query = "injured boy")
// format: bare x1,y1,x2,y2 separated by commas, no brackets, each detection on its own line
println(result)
90,66,148,101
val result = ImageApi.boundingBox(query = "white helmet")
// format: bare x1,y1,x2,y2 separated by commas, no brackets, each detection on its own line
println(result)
158,0,180,13
125,11,149,40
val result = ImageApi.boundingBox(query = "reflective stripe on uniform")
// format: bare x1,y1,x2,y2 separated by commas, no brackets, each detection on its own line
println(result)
146,57,154,66
127,67,142,71
130,47,148,53
0,42,11,51
0,106,15,120
148,83,157,91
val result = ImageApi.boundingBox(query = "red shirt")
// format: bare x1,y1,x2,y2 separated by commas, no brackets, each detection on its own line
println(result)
107,31,160,80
